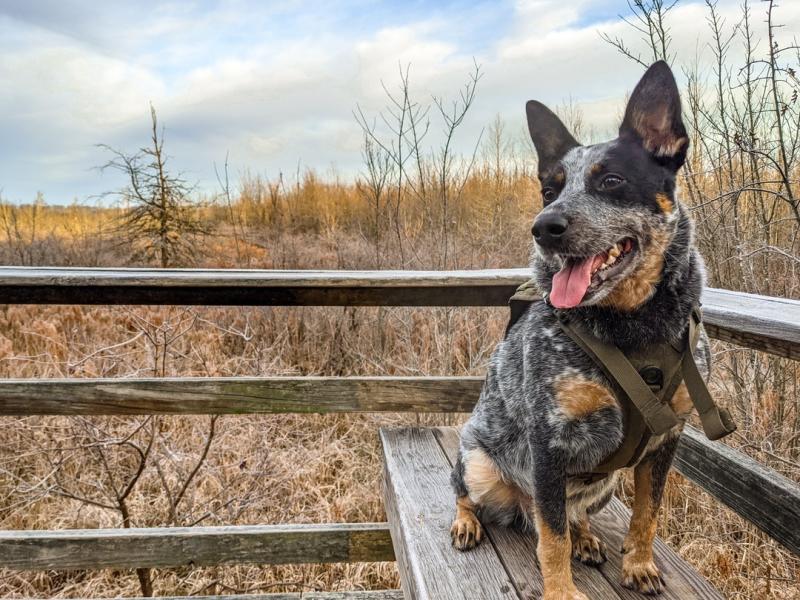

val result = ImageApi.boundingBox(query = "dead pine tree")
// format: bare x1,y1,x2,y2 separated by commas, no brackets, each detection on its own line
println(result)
98,104,208,267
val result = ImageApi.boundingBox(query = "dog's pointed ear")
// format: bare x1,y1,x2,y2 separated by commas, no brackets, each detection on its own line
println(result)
619,60,688,169
526,100,579,174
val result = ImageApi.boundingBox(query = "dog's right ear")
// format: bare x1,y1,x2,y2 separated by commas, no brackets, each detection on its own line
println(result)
526,100,580,175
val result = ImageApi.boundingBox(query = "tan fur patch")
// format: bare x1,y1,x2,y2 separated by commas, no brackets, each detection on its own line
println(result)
535,514,582,599
554,170,565,184
599,231,668,312
653,135,689,158
623,461,658,563
463,448,530,511
655,192,673,214
590,163,603,175
631,107,688,158
554,376,617,419
621,459,665,593
669,382,693,417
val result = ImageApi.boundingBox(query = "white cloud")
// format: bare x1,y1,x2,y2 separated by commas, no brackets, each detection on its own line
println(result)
1,0,799,203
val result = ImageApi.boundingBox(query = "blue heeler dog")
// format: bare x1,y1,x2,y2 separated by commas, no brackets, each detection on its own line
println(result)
450,61,710,599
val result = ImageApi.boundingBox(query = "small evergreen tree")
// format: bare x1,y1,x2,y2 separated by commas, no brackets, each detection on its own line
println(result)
99,105,207,267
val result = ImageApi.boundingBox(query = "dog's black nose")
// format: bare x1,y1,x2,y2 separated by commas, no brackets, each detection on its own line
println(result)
532,213,569,246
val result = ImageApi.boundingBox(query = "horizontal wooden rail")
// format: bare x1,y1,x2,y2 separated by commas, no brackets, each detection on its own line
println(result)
0,267,522,307
4,427,796,569
1,377,797,558
0,522,394,570
0,376,482,415
674,427,800,556
126,593,404,600
0,267,797,358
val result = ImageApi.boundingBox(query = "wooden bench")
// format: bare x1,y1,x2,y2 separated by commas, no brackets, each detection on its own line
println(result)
380,427,723,600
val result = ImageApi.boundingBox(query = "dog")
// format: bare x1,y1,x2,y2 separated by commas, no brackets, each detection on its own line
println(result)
449,61,710,599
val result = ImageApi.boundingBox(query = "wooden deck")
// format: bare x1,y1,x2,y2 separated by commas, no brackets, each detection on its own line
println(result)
381,427,723,600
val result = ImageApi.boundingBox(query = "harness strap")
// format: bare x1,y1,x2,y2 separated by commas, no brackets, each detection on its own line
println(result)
556,313,680,437
683,309,737,440
502,281,736,481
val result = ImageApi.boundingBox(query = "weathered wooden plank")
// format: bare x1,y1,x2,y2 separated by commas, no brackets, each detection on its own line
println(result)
432,427,621,600
380,427,519,600
0,267,528,288
123,592,405,600
2,378,797,556
0,267,524,307
0,267,796,358
0,377,482,415
0,522,394,570
701,288,800,360
433,426,723,600
590,499,724,599
674,425,800,556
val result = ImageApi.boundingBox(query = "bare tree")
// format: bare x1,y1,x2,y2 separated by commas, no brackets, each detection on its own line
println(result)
600,0,678,66
354,62,483,269
356,135,394,268
99,105,208,267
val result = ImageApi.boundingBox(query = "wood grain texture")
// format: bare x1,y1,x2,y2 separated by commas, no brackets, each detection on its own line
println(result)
701,288,800,360
0,267,795,357
0,522,394,570
432,426,723,600
0,376,482,415
123,592,405,600
380,427,519,600
590,495,723,599
674,425,800,556
0,267,525,307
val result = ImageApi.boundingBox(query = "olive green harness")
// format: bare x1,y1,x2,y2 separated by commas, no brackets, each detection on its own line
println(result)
507,280,736,482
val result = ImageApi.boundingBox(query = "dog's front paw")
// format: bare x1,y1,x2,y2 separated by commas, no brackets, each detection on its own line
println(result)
450,512,482,551
571,530,607,566
621,558,665,595
543,589,589,600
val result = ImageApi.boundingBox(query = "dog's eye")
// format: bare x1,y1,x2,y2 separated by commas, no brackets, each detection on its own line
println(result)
541,187,556,203
599,174,625,190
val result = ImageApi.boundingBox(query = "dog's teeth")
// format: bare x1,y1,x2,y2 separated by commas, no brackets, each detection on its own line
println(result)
608,245,621,258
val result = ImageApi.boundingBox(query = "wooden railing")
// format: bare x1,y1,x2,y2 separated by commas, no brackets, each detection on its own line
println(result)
0,267,798,585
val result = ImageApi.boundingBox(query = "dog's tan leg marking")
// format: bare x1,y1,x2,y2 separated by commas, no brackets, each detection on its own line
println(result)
554,376,617,420
600,231,668,312
536,514,589,600
570,515,607,566
622,460,665,595
450,495,483,551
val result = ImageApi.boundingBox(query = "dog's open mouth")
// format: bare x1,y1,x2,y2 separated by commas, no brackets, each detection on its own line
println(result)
550,238,637,309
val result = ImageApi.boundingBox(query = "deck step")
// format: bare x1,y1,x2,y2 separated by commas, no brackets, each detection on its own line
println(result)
380,426,723,600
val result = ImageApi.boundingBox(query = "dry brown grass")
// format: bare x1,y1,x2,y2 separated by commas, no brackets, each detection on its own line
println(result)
0,160,798,599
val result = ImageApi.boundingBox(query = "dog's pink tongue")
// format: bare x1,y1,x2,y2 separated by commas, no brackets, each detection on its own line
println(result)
550,256,596,309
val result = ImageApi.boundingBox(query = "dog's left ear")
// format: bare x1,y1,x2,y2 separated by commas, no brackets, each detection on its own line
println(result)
619,60,688,170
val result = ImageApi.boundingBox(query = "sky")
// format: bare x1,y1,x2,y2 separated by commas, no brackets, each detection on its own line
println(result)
1,0,799,204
